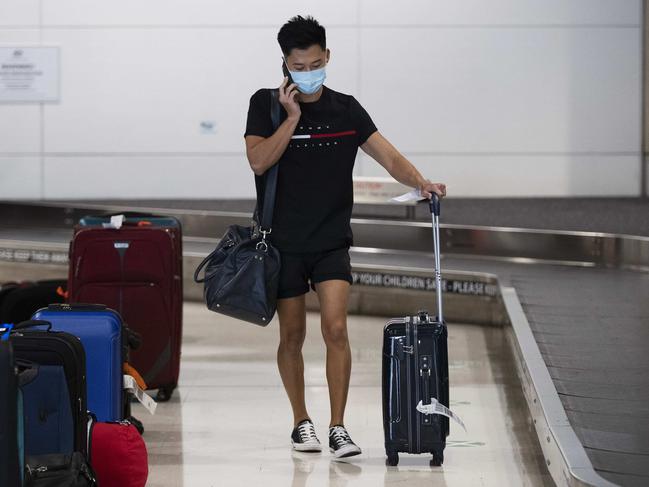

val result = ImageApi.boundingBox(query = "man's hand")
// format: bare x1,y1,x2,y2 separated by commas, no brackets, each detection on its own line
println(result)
279,77,301,121
419,180,447,199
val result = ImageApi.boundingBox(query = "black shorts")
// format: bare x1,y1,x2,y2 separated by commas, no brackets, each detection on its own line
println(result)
277,246,352,299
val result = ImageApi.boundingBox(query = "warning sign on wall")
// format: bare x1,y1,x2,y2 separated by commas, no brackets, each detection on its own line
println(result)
0,46,59,102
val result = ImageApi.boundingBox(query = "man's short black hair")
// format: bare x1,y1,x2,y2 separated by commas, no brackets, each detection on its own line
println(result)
277,15,326,57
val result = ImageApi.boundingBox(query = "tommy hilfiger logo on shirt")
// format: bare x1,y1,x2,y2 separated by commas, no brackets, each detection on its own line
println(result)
289,125,356,149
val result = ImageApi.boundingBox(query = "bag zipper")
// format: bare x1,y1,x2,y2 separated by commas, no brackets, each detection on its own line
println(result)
405,319,413,453
413,316,421,453
433,327,442,435
87,414,95,463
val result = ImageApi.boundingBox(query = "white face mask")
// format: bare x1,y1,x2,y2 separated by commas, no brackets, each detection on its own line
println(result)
284,58,327,95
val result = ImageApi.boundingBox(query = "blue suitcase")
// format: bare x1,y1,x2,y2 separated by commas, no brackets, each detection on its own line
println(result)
32,304,124,423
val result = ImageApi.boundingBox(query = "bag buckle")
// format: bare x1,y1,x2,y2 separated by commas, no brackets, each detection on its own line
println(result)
255,228,272,252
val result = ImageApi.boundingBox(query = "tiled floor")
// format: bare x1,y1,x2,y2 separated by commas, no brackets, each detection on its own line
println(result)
133,301,552,487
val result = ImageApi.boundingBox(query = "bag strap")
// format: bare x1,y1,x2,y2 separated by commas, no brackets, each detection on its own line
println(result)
193,247,221,283
258,89,281,232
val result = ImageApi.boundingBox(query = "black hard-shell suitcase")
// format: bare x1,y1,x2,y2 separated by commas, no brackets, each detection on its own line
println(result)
9,321,89,457
0,340,22,487
382,194,449,467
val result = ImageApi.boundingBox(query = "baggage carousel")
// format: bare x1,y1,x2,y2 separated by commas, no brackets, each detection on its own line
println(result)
1,198,648,487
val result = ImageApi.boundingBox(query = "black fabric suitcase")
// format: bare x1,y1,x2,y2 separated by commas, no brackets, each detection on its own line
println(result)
9,321,89,458
0,279,67,324
382,195,449,466
0,339,23,487
24,452,97,487
0,281,20,306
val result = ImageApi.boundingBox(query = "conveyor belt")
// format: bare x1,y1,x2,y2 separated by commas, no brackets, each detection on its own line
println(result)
47,197,649,237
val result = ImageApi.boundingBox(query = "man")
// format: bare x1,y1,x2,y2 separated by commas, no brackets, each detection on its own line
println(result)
244,15,446,458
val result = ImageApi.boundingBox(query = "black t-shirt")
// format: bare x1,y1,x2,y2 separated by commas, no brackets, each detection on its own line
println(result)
244,85,377,253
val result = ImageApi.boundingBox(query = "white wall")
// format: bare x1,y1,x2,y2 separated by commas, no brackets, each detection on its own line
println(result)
0,0,642,199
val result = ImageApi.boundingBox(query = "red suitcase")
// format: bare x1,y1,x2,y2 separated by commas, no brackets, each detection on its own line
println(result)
67,215,183,401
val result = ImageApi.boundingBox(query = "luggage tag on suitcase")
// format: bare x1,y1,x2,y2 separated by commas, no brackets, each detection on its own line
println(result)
416,397,467,432
391,188,424,203
101,215,125,229
123,375,157,415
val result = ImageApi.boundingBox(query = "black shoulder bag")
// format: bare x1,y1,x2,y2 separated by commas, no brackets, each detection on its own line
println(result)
193,90,281,326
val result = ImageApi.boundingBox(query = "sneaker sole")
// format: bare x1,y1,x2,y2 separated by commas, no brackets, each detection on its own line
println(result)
330,445,362,458
292,441,322,453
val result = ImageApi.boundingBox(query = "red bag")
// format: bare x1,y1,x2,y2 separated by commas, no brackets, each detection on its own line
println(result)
90,420,148,487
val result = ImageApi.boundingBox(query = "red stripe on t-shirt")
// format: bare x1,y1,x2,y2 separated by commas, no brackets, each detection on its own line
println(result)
310,130,357,139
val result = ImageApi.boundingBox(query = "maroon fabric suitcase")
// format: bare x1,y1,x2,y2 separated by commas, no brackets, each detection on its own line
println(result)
67,220,182,401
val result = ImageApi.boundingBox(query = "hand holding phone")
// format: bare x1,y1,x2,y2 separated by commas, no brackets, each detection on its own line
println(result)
280,58,301,119
282,59,295,87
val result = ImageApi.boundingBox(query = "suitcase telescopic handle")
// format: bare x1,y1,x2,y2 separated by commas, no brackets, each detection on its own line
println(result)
429,192,441,217
429,193,443,323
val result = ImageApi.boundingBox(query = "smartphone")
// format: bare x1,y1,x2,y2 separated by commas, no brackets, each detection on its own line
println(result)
282,58,295,87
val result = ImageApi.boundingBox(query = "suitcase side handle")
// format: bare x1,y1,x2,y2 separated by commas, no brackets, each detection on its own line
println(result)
389,356,402,423
13,320,52,331
47,303,107,312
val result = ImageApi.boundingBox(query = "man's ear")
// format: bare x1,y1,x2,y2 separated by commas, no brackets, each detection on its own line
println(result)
326,48,331,64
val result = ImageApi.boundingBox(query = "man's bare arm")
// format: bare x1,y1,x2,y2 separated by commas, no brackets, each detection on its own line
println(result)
245,117,298,176
245,78,301,176
361,131,446,198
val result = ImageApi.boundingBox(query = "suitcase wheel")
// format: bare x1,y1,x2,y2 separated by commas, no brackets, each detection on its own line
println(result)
156,385,175,402
386,451,399,467
430,450,444,467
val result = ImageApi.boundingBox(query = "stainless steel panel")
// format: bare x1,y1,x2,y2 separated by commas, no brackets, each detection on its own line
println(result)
3,202,649,271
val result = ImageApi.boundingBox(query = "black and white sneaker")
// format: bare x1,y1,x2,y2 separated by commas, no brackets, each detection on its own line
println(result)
329,425,361,458
291,419,322,452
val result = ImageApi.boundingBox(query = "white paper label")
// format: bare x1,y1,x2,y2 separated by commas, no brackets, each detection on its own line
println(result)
102,214,124,229
123,375,157,415
416,397,466,432
391,189,423,203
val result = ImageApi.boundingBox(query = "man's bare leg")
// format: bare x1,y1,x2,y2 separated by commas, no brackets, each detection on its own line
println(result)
315,279,361,457
277,294,310,426
314,280,351,427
